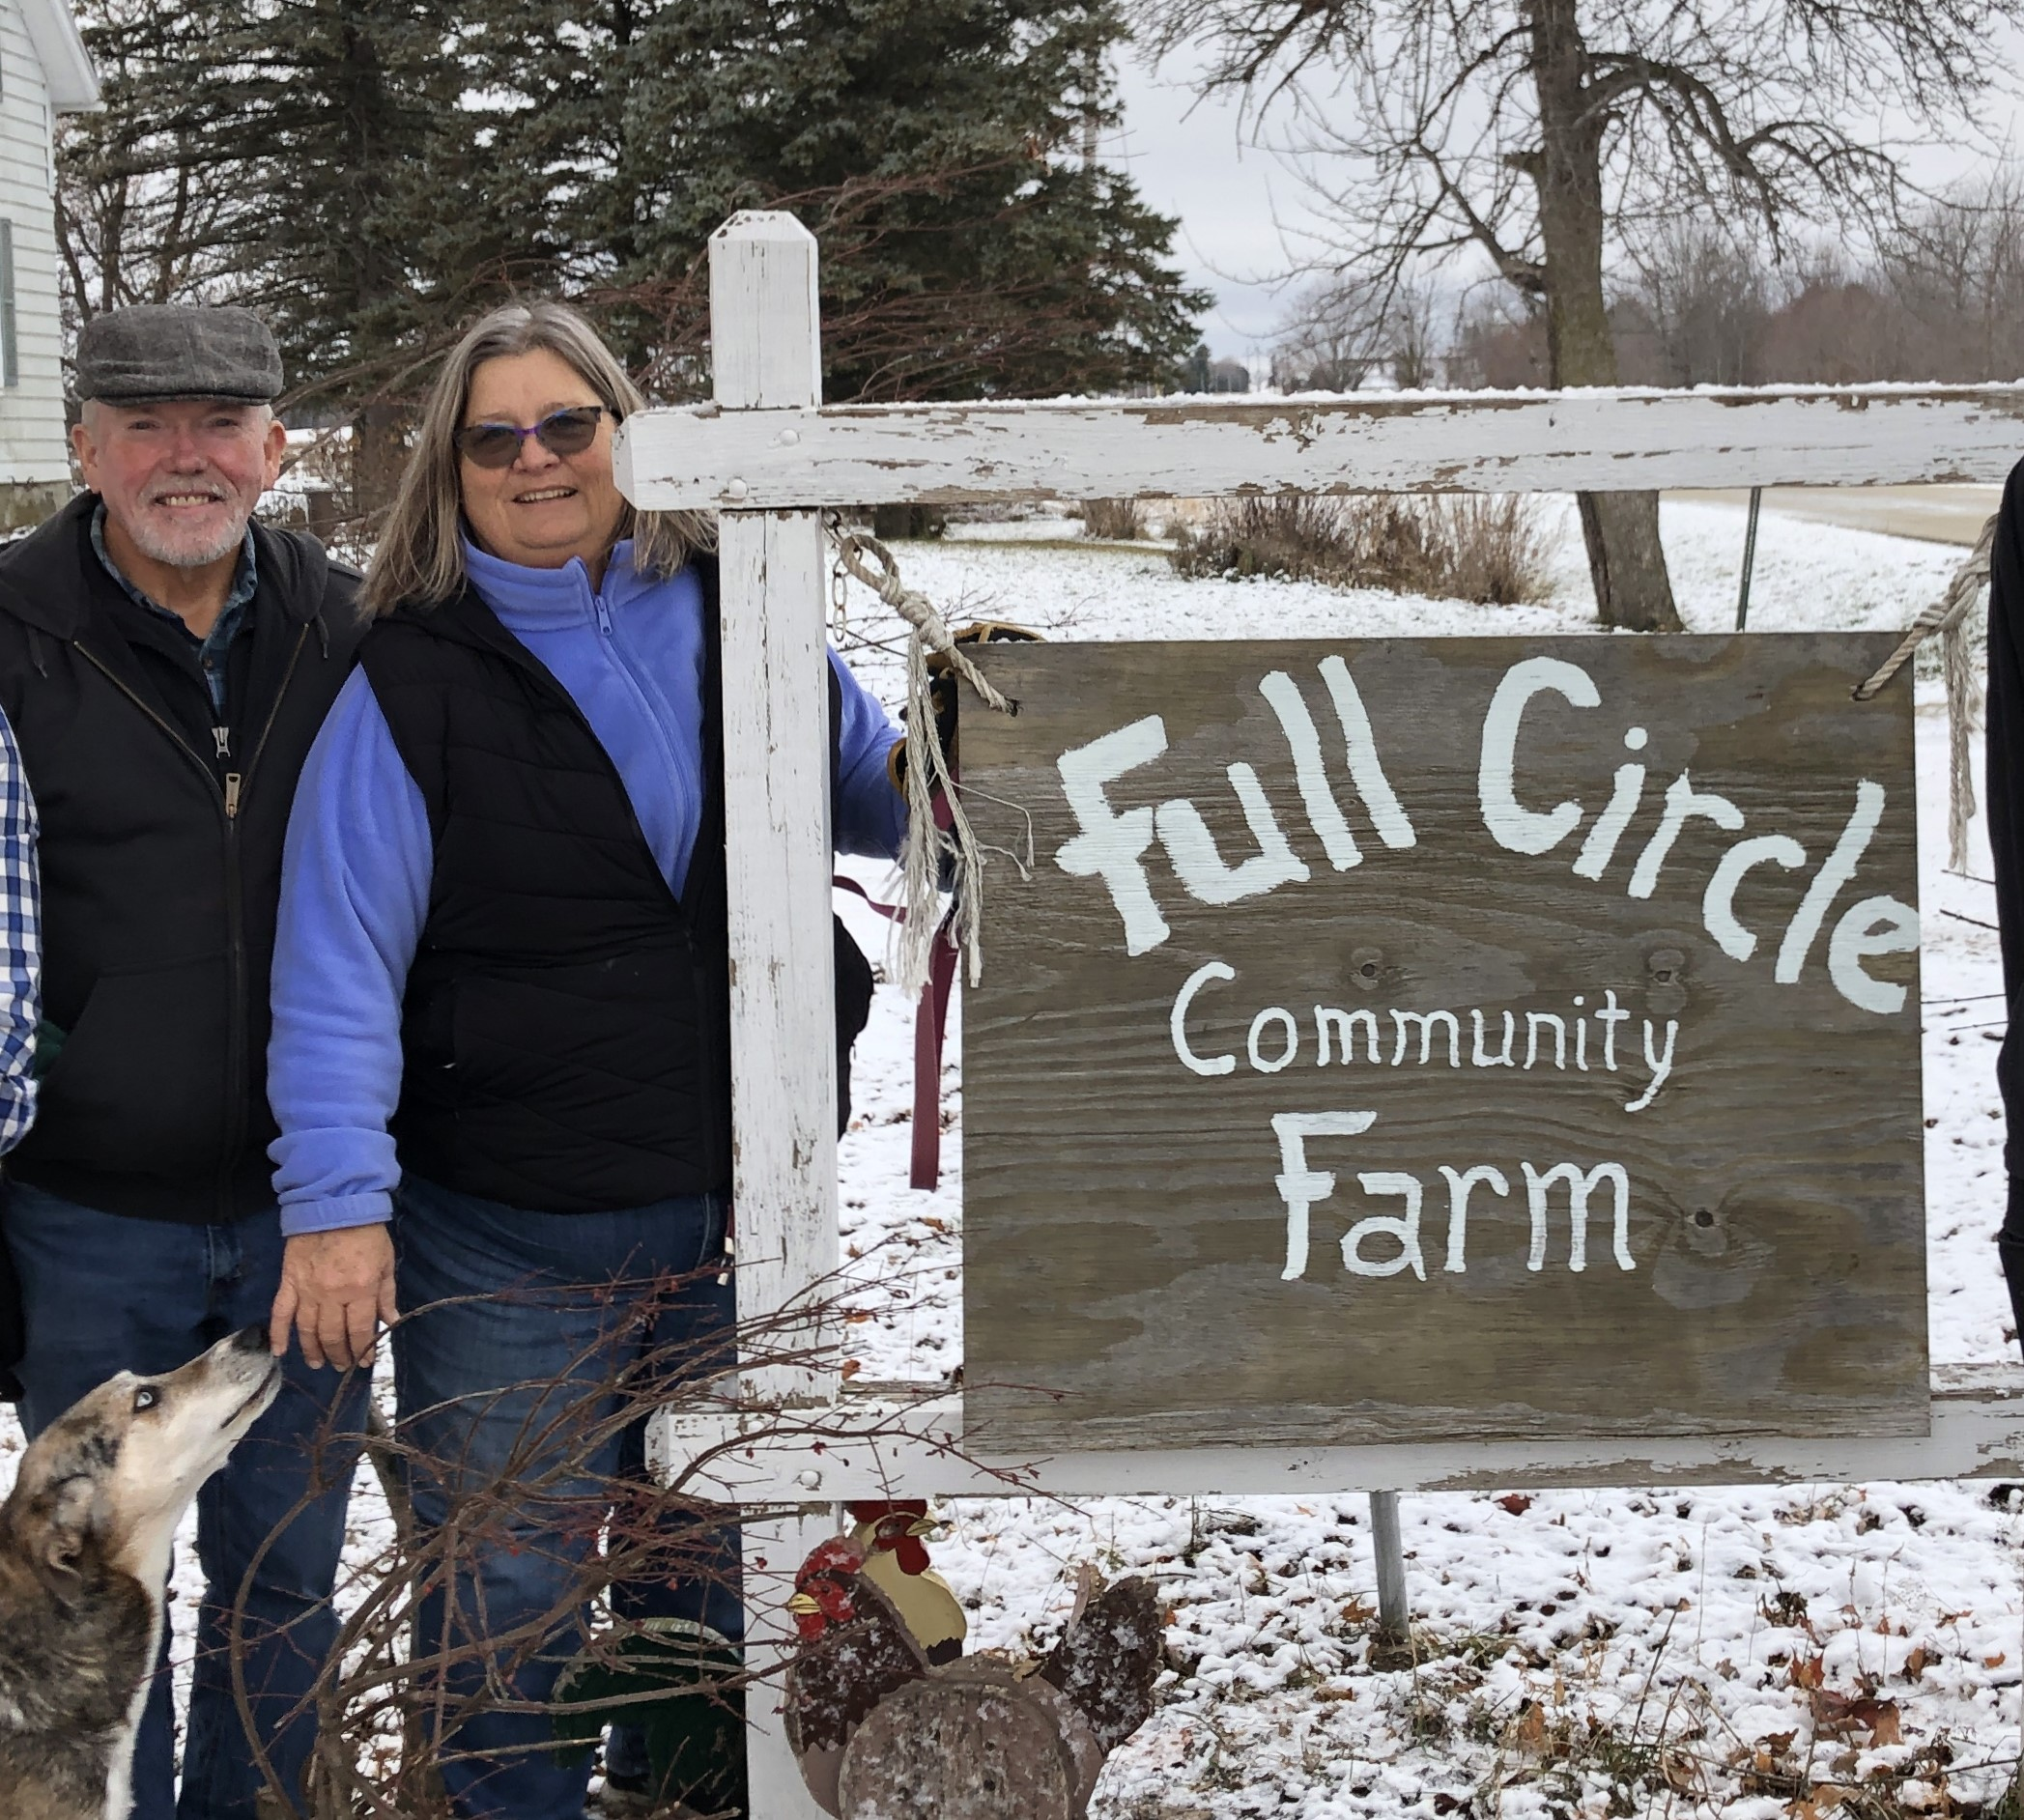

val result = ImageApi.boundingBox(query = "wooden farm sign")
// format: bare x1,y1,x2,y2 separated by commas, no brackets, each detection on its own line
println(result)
958,635,1927,1453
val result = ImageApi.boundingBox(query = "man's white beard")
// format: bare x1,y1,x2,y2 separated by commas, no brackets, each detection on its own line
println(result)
128,512,249,571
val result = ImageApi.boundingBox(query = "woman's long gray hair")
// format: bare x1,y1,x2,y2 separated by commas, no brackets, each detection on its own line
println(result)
363,300,713,616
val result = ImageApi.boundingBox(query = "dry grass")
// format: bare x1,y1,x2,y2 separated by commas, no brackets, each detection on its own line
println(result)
1168,492,1553,606
1081,498,1148,540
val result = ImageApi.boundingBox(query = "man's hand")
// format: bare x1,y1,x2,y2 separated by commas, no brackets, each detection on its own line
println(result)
270,1225,398,1371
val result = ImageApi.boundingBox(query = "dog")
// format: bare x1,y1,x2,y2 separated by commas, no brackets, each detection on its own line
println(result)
0,1325,281,1820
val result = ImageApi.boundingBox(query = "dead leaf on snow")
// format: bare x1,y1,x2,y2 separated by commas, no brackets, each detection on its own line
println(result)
1497,1493,1533,1516
1660,1752,1701,1794
1810,1689,1903,1745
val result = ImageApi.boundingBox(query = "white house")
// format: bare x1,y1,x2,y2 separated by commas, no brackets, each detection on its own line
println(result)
0,0,94,529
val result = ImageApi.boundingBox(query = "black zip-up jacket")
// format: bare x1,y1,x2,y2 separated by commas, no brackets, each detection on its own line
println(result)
1985,457,2024,1349
0,494,364,1224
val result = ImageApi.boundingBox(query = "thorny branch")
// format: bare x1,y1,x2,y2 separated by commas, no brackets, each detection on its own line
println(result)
204,1262,1032,1818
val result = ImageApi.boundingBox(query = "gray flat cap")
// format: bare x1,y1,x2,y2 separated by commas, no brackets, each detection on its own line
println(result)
75,304,282,405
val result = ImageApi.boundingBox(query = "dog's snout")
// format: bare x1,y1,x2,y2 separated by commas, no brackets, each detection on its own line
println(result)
229,1323,269,1356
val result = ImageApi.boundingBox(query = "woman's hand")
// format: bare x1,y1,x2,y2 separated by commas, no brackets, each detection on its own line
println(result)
270,1225,398,1370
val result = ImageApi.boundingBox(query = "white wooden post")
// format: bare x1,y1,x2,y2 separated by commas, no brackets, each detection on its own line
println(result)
708,210,837,1820
711,211,838,1400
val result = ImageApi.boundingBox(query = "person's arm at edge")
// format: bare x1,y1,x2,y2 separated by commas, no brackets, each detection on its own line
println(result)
267,668,429,1369
1986,457,2024,1356
0,706,38,1153
829,647,906,859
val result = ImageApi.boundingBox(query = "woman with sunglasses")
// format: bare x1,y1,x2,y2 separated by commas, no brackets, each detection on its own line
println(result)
261,300,906,1818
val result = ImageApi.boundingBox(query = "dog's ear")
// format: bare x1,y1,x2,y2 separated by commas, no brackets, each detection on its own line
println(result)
29,1473,97,1605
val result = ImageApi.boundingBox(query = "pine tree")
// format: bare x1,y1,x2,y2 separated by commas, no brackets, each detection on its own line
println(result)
63,0,497,508
458,0,1207,398
63,0,1205,418
202,0,508,501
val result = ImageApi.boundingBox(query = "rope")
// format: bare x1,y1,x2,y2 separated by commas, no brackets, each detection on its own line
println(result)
833,529,1017,992
1855,513,1997,873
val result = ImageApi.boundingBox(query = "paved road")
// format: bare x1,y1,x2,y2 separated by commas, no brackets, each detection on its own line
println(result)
1674,485,2003,548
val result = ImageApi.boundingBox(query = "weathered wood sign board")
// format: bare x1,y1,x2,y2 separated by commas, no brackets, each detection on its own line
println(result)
958,636,1926,1452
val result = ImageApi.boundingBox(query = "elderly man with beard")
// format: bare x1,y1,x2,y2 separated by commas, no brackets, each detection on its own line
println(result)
0,305,367,1820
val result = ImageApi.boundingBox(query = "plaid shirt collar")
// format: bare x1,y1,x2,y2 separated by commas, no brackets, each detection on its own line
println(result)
90,501,259,713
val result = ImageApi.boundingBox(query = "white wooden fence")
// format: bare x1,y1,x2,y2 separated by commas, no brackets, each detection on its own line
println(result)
615,210,2024,1817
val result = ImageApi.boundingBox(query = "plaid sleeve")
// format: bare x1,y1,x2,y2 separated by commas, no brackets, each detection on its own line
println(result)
0,707,39,1153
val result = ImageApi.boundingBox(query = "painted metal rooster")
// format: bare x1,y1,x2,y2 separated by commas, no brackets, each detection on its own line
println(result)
844,1498,965,1664
784,1534,1163,1819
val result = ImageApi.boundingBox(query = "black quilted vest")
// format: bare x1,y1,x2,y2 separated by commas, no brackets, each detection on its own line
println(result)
359,556,871,1214
0,495,364,1223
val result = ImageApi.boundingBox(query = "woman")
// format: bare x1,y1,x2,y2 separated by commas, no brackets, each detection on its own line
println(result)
264,301,906,1818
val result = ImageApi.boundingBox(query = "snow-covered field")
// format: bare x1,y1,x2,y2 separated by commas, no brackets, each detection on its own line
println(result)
5,494,2017,1818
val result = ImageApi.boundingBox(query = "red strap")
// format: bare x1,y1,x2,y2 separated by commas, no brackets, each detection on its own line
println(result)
832,871,959,1191
832,773,963,1189
910,919,958,1190
834,874,900,922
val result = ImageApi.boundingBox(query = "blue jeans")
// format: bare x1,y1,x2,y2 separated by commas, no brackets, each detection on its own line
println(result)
391,1176,742,1820
4,1184,366,1820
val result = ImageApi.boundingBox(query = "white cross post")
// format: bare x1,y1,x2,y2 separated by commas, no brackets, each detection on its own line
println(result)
704,211,839,1820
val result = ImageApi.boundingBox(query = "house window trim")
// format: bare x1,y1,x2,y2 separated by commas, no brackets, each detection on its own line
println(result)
1,219,19,389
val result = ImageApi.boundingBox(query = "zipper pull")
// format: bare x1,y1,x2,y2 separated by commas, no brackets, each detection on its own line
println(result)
595,596,613,636
214,725,231,760
223,773,242,817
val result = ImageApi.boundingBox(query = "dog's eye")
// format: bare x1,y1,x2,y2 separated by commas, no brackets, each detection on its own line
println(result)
132,1386,159,1412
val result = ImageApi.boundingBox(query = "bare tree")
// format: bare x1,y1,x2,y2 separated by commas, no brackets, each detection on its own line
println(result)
1447,288,1548,387
1272,271,1442,388
1137,0,2023,631
55,0,240,337
1874,172,2024,381
1613,222,1769,385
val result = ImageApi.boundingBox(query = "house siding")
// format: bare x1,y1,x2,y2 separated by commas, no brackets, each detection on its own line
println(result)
0,0,70,491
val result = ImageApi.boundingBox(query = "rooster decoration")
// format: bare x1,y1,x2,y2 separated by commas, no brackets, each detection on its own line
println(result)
843,1499,966,1665
784,1509,1164,1820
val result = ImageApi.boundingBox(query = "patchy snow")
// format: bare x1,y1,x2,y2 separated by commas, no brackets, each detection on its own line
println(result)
3,494,2015,1817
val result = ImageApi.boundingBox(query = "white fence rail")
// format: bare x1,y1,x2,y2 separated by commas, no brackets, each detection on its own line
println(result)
659,1364,2024,1504
616,384,2024,511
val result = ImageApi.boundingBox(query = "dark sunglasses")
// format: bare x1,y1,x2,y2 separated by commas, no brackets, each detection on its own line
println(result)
454,405,608,468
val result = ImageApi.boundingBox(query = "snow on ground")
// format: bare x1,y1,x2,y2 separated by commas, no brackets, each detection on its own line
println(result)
2,494,2014,1816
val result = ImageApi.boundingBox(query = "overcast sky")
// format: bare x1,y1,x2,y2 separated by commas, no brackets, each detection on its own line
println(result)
1108,44,1291,364
1113,29,2024,368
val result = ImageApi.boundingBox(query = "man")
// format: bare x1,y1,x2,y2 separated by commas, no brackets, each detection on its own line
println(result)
0,305,367,1820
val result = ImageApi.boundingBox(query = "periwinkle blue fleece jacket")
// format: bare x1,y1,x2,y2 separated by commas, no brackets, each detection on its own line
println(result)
268,539,906,1237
